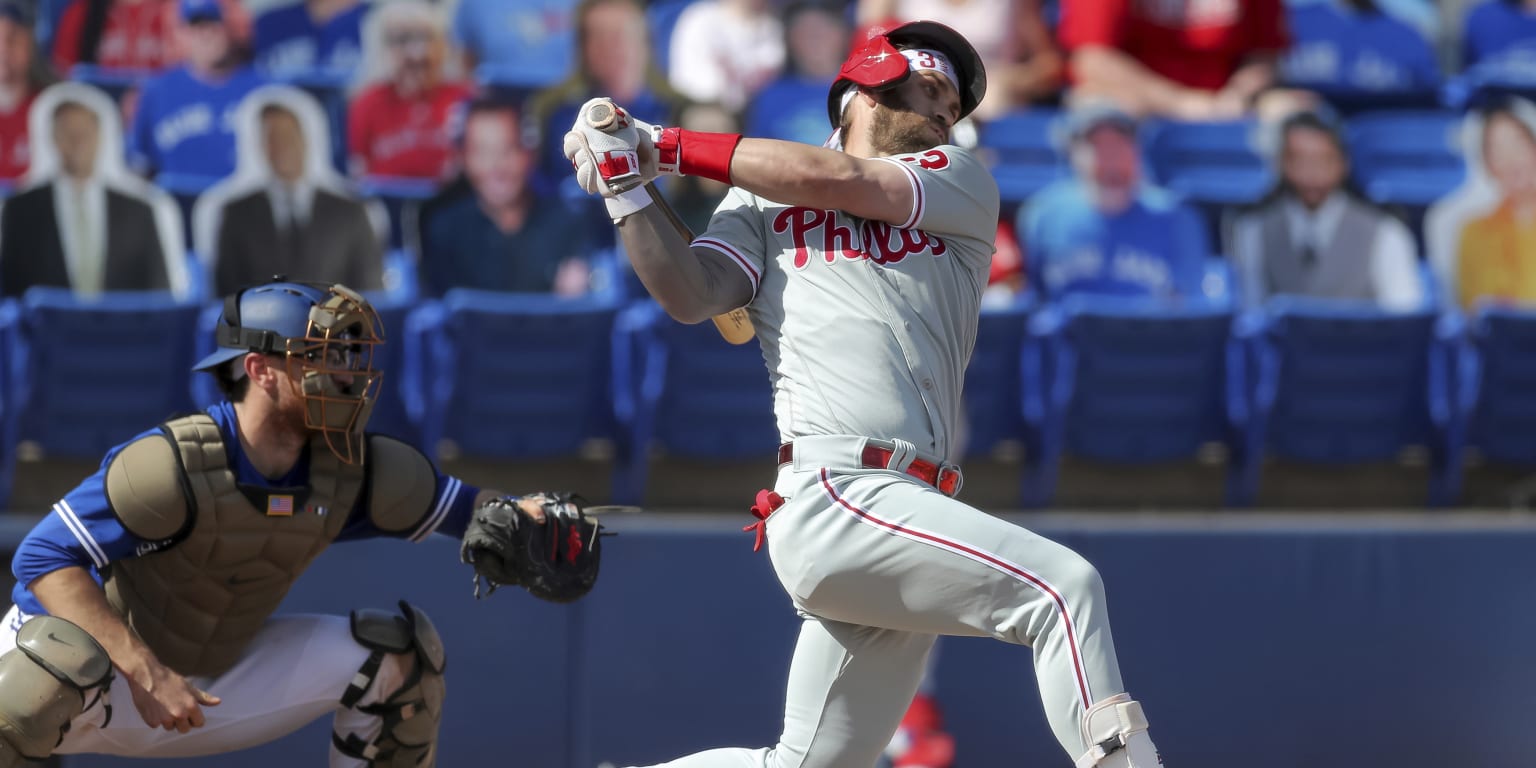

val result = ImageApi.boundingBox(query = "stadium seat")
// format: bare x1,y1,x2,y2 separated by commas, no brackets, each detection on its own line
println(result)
1143,119,1273,206
66,65,153,102
1228,297,1455,506
1020,294,1237,507
360,176,440,250
962,300,1032,457
1346,111,1466,208
978,108,1070,203
1454,307,1536,469
1310,86,1442,116
0,300,20,507
611,301,777,504
16,289,200,458
410,290,622,461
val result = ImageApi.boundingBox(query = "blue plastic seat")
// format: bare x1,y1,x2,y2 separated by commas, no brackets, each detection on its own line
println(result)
1143,120,1272,206
1456,307,1536,468
1228,297,1455,505
611,301,777,504
0,300,20,507
411,290,621,460
979,109,1070,203
17,289,201,458
1346,111,1466,208
962,300,1032,457
66,64,153,101
1021,294,1236,506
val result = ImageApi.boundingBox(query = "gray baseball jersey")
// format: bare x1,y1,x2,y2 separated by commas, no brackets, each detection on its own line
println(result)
628,144,1153,768
692,145,998,463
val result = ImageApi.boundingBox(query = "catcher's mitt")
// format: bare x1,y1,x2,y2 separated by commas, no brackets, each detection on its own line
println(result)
460,493,604,603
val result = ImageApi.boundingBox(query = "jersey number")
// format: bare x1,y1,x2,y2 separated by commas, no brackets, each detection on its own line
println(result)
903,149,949,171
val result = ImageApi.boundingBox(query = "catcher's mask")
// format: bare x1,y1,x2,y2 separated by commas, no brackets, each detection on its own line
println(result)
193,279,384,464
826,20,987,129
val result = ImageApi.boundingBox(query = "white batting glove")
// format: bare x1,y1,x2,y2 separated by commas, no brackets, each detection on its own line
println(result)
563,102,643,197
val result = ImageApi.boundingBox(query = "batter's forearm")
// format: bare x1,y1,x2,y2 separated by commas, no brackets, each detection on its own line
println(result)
617,203,749,324
31,567,160,683
727,139,912,224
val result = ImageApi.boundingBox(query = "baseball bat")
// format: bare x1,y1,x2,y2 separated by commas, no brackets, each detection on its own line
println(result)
584,100,757,346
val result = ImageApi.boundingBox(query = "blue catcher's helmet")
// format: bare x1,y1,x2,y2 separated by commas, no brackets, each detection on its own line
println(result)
194,279,384,464
193,281,332,373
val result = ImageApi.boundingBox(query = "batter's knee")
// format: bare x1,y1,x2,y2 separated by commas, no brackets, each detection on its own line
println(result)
1051,550,1108,608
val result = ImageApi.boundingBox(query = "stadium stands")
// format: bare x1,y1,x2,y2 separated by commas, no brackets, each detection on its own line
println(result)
1227,297,1457,506
1021,293,1236,507
1142,119,1273,206
1346,110,1468,208
411,289,621,462
1,0,1533,511
15,289,200,458
978,108,1069,204
1455,307,1536,469
611,300,778,504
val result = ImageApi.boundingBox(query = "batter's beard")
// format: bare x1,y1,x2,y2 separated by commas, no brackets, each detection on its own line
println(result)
868,92,943,156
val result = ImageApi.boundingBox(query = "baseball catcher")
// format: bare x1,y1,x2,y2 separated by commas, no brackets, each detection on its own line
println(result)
0,279,603,767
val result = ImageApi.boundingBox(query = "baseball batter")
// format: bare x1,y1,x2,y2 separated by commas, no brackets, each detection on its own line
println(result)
0,280,603,766
564,20,1162,768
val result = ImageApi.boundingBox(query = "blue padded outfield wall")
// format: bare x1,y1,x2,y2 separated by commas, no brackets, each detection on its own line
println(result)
4,512,1529,768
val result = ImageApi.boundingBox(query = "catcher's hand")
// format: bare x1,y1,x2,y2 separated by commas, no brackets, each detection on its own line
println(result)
460,493,605,603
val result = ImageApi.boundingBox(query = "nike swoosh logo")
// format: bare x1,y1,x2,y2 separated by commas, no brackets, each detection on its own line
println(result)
46,632,73,647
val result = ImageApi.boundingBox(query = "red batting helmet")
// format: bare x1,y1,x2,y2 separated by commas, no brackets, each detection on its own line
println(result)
826,20,987,128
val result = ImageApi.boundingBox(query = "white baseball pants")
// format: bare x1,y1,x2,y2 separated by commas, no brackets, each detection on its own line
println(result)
629,435,1130,768
1,604,406,766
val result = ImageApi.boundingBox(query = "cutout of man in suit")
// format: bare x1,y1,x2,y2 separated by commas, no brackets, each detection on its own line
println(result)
0,82,189,297
204,84,383,296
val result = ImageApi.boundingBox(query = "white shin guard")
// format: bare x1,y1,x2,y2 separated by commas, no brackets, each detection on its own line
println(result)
1075,694,1161,768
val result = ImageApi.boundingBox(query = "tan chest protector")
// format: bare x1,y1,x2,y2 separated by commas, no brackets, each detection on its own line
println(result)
100,414,438,678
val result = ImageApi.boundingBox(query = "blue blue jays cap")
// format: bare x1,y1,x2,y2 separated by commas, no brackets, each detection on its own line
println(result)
193,281,331,373
179,0,223,23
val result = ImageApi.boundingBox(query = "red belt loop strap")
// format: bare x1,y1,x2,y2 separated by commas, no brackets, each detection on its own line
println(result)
744,489,785,552
776,443,962,497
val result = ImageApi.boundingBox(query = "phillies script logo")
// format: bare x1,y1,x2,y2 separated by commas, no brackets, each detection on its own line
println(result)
773,208,947,269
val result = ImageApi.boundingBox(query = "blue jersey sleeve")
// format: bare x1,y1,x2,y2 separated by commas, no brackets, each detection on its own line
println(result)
11,462,148,596
336,470,480,543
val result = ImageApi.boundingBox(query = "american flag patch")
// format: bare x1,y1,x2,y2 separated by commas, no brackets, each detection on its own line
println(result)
267,495,294,516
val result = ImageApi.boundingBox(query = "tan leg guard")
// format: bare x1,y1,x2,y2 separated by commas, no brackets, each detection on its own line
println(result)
1075,693,1162,768
333,601,446,767
0,616,114,767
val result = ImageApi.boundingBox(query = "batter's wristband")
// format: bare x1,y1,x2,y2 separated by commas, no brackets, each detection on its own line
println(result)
605,184,654,222
658,128,741,185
